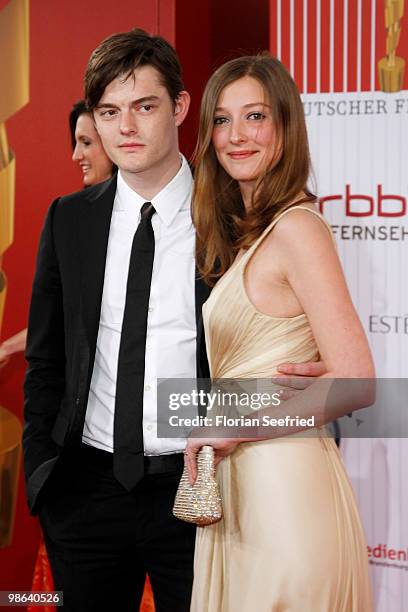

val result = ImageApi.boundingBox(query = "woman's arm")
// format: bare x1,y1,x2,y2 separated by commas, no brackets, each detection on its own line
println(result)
275,209,374,379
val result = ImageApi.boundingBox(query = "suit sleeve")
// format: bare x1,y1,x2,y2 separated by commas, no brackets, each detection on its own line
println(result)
23,198,66,485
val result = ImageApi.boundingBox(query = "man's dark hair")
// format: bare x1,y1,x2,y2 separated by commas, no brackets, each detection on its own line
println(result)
69,100,89,149
84,28,184,110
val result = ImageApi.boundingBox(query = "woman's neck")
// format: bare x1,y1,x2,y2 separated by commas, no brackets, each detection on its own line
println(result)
238,180,256,212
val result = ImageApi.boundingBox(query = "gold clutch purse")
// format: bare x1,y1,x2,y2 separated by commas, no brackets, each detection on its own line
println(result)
173,445,223,526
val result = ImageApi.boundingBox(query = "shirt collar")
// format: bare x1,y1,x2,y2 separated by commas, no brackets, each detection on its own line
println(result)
115,155,193,227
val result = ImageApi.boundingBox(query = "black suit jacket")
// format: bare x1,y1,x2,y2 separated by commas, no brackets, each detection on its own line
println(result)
23,175,211,515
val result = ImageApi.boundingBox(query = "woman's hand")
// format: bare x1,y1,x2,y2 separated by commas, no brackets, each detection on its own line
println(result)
0,343,9,368
0,329,28,368
184,436,240,485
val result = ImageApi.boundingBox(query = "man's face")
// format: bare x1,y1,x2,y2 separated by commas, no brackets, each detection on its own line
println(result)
93,65,186,179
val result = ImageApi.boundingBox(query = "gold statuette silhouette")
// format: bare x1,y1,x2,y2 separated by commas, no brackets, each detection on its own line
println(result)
378,0,405,92
0,0,29,334
0,0,29,548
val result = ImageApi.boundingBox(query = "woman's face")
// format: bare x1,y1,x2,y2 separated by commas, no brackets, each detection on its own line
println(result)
72,113,113,186
212,76,279,185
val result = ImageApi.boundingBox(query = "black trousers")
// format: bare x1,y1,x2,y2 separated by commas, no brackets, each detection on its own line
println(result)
39,444,196,612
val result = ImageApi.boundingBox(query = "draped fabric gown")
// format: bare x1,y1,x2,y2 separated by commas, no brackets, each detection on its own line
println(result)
190,207,373,612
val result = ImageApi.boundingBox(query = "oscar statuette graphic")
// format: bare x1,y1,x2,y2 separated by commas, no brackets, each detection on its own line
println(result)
0,0,29,548
378,0,406,92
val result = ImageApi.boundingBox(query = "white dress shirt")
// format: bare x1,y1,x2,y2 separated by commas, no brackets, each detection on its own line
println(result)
82,155,196,454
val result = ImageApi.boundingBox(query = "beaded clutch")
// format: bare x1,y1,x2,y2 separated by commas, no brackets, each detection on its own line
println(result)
173,446,223,526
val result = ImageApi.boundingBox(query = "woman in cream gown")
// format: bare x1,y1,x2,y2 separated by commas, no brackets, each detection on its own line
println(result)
186,55,374,612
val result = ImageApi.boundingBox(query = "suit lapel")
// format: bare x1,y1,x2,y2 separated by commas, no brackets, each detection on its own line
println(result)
195,271,211,379
79,175,117,364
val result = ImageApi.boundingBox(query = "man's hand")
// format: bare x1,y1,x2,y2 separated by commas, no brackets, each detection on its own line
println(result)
272,360,327,399
184,437,239,485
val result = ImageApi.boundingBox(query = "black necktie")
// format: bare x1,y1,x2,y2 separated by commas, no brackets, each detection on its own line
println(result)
113,201,156,490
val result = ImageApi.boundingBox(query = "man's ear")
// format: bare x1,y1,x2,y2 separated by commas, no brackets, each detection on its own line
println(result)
92,110,100,133
174,91,191,127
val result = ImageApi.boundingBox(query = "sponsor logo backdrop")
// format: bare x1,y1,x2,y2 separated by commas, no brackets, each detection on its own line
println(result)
270,1,408,609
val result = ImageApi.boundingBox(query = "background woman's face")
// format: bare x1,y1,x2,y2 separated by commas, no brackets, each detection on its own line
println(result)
212,76,278,185
72,113,113,186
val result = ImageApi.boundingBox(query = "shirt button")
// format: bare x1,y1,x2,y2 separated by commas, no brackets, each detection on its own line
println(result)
146,424,153,431
145,384,151,391
148,305,154,312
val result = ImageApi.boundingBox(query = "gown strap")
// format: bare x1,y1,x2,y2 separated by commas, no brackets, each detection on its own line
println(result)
240,204,336,264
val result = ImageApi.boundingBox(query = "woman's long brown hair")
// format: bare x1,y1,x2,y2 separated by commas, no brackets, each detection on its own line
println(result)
192,53,316,286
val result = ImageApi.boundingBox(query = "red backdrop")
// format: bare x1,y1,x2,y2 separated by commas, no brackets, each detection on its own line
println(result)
0,0,268,600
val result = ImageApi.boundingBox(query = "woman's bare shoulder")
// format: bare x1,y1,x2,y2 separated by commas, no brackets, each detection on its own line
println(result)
268,203,332,247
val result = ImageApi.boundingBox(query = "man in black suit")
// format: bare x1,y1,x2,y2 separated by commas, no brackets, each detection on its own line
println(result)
24,29,211,612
